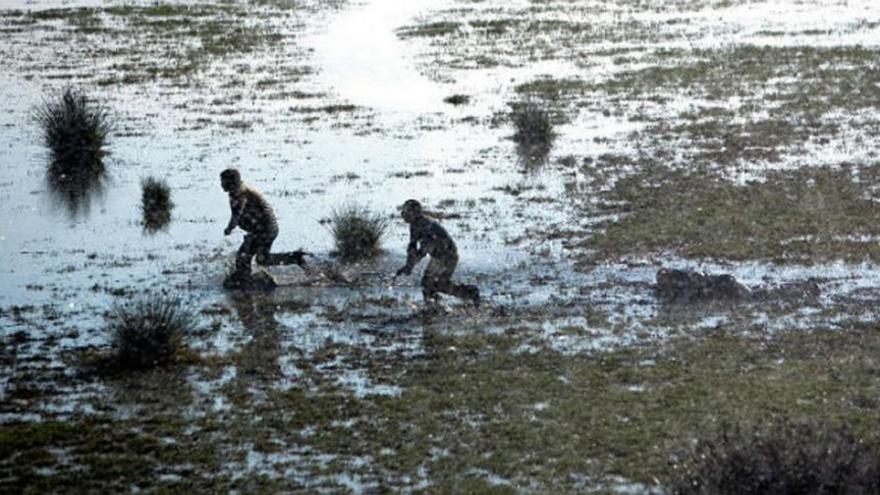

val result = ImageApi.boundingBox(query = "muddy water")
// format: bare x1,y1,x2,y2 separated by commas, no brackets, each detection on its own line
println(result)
5,2,880,491
0,0,594,413
3,0,880,417
0,0,585,314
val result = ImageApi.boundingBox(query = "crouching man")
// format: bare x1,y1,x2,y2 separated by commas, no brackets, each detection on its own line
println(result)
394,199,480,308
220,168,306,288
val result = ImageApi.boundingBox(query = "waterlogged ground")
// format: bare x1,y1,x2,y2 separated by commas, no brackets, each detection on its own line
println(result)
3,0,880,492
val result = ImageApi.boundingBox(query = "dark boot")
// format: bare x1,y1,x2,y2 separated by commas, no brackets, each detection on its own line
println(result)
223,270,254,289
466,285,480,308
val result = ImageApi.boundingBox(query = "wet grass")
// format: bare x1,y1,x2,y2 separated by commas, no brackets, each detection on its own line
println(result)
598,46,880,114
105,294,198,371
141,176,173,233
8,322,880,492
398,10,687,68
35,88,111,215
511,101,555,148
36,88,111,184
329,204,389,262
668,420,880,494
515,77,588,101
582,165,880,264
1,4,292,84
397,21,460,38
443,94,470,106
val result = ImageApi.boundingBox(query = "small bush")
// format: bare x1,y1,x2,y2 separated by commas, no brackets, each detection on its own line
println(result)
141,176,173,232
511,101,554,148
444,94,470,105
107,294,197,371
668,420,880,495
36,88,112,186
329,205,388,262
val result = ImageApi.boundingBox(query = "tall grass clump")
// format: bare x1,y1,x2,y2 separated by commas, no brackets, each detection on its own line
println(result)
141,176,173,232
107,294,197,371
668,420,880,494
329,204,389,262
511,101,554,148
36,88,112,186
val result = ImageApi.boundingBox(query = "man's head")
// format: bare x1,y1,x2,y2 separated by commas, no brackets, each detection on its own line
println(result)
400,199,423,223
220,168,241,192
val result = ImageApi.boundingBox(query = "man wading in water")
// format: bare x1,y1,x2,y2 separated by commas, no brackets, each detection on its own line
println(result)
220,168,307,288
394,199,480,308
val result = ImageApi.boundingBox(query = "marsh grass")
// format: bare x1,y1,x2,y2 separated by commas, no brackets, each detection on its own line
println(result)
584,166,880,263
15,5,284,83
36,88,111,189
511,101,555,149
598,46,880,115
397,21,460,38
515,77,587,101
443,94,470,105
15,318,880,491
329,205,389,262
141,176,173,232
668,420,880,494
106,294,197,371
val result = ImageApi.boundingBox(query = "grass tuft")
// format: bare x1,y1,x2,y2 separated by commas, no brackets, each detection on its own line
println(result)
141,176,173,232
443,94,470,106
668,420,880,494
511,101,554,148
36,88,111,186
107,294,197,371
329,205,389,262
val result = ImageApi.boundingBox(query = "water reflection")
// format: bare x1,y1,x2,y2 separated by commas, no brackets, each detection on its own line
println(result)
46,170,106,218
227,291,286,386
141,177,173,234
516,141,553,172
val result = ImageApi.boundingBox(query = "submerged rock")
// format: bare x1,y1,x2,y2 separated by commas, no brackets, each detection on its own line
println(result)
655,268,751,303
752,279,821,303
655,269,822,304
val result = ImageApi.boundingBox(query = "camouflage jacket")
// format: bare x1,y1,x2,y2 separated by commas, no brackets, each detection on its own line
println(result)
404,216,457,270
226,183,278,234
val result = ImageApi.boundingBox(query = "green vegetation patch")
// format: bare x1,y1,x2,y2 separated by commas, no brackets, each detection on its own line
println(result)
398,9,685,69
582,165,880,263
397,21,461,38
1,3,288,83
515,77,588,101
0,415,205,493
645,114,832,166
264,326,880,491
8,321,880,491
598,45,880,116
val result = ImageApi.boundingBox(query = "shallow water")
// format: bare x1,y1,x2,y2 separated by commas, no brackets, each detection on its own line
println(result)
2,0,879,389
3,1,880,490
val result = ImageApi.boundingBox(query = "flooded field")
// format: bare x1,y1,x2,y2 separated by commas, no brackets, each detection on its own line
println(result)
2,0,880,492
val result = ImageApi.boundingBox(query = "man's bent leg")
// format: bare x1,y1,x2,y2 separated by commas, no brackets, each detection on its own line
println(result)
235,234,257,277
432,255,480,307
421,259,445,304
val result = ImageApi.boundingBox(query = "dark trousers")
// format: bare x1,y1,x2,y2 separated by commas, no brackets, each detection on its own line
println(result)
421,254,476,303
235,227,279,276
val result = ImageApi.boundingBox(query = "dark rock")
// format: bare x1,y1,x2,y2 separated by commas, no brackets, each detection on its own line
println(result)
655,268,751,303
751,279,821,303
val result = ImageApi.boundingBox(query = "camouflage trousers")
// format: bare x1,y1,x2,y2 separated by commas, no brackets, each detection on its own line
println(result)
235,226,301,276
421,253,477,303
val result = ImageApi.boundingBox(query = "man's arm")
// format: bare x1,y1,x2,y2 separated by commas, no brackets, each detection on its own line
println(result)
224,193,246,235
396,225,425,277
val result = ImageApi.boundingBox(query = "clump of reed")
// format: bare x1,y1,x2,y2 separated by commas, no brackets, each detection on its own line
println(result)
329,204,389,262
